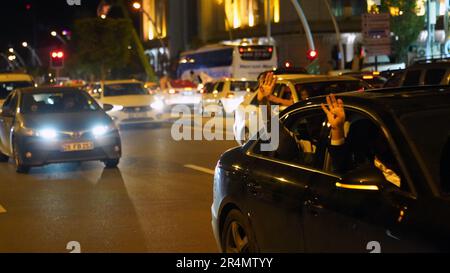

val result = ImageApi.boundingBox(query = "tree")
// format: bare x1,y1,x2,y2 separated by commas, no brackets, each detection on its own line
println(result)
381,0,425,63
71,18,133,80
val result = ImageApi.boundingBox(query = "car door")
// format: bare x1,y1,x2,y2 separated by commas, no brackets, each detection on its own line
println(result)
0,92,18,154
242,108,334,252
306,108,437,253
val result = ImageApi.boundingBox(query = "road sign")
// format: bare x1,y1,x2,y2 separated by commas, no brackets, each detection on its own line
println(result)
362,13,391,56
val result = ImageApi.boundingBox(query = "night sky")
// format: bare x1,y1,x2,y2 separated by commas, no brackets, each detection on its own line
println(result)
0,0,102,50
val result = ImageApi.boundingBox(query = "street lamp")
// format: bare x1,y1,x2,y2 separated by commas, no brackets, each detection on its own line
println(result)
50,30,67,45
22,41,42,66
132,2,141,10
100,14,107,19
7,47,26,68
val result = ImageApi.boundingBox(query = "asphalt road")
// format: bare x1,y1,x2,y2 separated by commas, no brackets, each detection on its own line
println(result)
0,117,237,253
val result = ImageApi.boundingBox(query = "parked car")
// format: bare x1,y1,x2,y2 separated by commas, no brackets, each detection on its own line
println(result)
398,58,450,87
96,80,165,126
0,87,121,173
199,78,258,114
233,74,370,145
213,86,450,253
0,73,34,104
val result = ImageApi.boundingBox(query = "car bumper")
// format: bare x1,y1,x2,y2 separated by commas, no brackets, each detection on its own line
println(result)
16,133,121,166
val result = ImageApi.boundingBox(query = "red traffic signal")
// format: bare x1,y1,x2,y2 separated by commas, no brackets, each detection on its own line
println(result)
307,49,318,61
50,50,65,69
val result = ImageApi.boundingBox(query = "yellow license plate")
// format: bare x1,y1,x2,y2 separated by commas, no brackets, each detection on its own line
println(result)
62,142,94,152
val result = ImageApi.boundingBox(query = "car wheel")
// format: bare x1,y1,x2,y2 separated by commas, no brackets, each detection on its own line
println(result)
221,209,258,253
104,159,120,168
13,143,30,174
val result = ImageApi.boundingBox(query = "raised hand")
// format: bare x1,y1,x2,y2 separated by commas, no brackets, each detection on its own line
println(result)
321,94,346,131
257,72,277,101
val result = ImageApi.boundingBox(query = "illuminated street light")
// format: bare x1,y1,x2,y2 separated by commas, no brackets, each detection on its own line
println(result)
51,31,57,37
22,42,28,48
100,14,107,19
8,48,14,53
50,30,67,45
132,2,141,10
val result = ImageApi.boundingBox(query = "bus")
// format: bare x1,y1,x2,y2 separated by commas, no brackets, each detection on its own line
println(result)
177,43,278,81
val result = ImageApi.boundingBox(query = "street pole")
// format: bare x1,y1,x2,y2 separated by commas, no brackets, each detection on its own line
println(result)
323,0,345,70
426,0,437,59
290,0,315,51
267,0,272,43
8,49,26,69
23,43,42,67
118,0,157,83
0,53,15,71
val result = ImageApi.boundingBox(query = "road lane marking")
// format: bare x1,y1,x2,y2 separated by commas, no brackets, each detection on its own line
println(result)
0,204,6,214
184,164,215,175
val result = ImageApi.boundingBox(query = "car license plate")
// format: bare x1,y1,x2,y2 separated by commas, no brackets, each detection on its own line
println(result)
129,112,148,119
62,142,94,152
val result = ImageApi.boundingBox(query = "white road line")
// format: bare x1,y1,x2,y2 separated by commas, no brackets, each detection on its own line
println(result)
184,164,215,175
0,205,6,214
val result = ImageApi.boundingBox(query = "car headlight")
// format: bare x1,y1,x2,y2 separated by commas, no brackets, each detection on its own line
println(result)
36,129,57,140
92,124,115,137
150,100,165,111
111,105,124,112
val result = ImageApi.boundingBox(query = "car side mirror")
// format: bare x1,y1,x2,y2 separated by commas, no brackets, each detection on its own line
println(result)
103,104,114,112
336,166,387,192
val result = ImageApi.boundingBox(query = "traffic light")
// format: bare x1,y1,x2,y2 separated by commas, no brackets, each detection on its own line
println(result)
50,50,64,69
307,49,318,61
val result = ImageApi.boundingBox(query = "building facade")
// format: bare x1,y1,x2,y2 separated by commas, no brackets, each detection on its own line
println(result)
139,0,450,75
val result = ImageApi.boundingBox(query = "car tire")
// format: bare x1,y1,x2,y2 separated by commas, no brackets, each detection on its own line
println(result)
221,209,258,253
13,142,30,174
104,159,120,168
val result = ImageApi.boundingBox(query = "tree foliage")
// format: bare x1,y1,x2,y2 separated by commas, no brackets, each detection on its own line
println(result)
381,0,425,62
71,18,133,80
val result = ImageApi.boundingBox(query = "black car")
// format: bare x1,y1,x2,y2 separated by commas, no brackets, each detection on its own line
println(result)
212,87,450,253
0,87,121,173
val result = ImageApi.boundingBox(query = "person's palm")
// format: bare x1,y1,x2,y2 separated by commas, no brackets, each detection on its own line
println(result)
260,73,277,97
321,94,345,129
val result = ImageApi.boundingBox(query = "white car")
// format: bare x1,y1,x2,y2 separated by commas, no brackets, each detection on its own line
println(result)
0,73,35,105
199,78,258,114
96,80,165,125
233,74,370,145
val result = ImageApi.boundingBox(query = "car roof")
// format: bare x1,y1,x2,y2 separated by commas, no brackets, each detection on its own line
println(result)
283,86,450,117
0,73,33,82
17,86,83,94
277,75,360,84
102,79,143,85
218,78,258,82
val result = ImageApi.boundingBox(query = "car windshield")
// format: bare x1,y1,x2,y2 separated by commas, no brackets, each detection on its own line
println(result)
0,81,33,99
400,108,450,192
103,83,147,97
21,91,100,114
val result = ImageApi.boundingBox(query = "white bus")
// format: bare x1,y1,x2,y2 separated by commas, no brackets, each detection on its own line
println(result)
177,44,278,81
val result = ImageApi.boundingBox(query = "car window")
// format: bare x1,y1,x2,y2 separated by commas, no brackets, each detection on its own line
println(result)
103,83,147,97
272,83,287,98
384,72,403,88
403,70,422,86
0,81,33,100
230,81,247,92
280,86,292,100
326,110,407,191
215,82,225,92
252,109,328,169
295,80,364,99
424,69,446,85
21,91,100,114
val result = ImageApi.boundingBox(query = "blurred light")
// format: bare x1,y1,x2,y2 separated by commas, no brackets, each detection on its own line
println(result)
39,129,57,140
57,52,64,58
92,125,109,137
284,61,293,68
62,30,68,36
8,55,16,61
22,42,28,48
132,2,141,10
8,48,14,53
111,105,124,112
307,49,318,61
100,14,107,19
150,100,165,111
169,89,176,94
51,31,57,37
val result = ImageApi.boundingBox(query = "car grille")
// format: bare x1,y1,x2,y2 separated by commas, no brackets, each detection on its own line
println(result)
122,106,151,113
46,148,106,163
